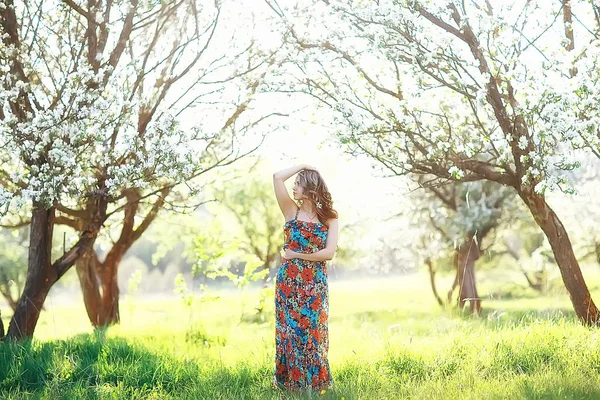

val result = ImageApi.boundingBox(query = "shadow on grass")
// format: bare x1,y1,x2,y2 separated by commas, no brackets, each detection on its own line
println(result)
0,330,343,399
0,329,201,398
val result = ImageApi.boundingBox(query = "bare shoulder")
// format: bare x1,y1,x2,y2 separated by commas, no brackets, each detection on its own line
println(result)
326,218,339,228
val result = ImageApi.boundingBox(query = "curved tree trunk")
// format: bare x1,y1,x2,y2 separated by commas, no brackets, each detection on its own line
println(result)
76,250,104,326
77,244,126,327
0,268,20,312
447,270,458,303
77,250,121,327
426,257,444,306
520,269,544,292
99,255,121,325
76,187,169,328
262,253,278,287
6,193,108,341
455,234,481,314
504,243,544,292
0,291,18,312
6,203,56,339
519,189,599,325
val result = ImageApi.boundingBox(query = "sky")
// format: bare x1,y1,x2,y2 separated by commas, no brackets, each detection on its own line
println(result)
250,103,418,259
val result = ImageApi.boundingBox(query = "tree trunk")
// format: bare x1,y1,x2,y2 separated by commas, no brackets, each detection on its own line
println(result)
7,203,55,339
262,253,278,287
76,248,123,327
455,234,481,314
76,250,104,326
6,191,108,340
75,187,168,327
520,269,544,292
504,243,544,292
519,189,599,325
426,258,444,306
99,256,121,325
447,271,458,303
77,248,123,327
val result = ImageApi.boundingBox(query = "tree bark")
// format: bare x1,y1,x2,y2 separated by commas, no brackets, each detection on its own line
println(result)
262,253,277,286
455,234,481,314
519,188,599,325
6,202,56,339
426,257,444,306
75,244,126,327
76,247,122,327
520,269,544,292
504,243,544,292
447,271,458,303
76,249,104,326
98,249,123,325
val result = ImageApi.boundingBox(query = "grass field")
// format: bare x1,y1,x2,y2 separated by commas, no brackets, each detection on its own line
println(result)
2,269,600,399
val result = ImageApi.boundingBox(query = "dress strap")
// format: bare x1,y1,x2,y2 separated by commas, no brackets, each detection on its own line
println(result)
294,206,299,220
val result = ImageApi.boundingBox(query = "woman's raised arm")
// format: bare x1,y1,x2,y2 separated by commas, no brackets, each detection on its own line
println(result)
273,164,306,218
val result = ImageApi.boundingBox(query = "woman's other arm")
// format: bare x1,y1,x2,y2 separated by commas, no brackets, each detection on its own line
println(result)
285,219,339,262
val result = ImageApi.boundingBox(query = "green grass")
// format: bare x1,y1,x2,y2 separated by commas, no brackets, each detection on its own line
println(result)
2,269,600,399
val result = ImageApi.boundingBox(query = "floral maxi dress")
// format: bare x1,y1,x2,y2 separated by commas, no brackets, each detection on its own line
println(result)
274,207,332,391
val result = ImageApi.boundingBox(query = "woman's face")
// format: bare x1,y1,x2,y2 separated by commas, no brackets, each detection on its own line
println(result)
292,177,305,201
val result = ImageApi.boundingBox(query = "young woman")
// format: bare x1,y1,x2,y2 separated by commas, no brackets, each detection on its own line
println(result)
271,164,339,392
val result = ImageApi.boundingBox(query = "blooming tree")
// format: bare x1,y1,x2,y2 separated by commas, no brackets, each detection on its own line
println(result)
0,0,278,339
408,179,513,313
265,0,600,324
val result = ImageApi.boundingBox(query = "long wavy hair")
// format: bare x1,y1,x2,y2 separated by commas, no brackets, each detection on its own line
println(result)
296,170,338,225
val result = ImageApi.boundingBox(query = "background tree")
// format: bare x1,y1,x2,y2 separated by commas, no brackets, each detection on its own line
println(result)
212,162,284,287
408,179,512,313
502,228,553,294
54,0,276,328
0,227,27,312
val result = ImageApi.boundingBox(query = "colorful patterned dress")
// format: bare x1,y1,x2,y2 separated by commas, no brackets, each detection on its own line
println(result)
274,207,332,391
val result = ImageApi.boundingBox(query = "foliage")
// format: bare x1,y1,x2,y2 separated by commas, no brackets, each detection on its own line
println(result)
211,168,283,276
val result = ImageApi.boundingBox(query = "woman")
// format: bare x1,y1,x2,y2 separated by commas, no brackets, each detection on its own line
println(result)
271,164,339,392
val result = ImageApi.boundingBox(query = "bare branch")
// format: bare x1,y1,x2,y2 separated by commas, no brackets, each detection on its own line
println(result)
61,0,97,23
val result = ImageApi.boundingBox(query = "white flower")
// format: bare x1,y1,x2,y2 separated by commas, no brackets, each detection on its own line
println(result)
448,166,464,179
518,136,528,150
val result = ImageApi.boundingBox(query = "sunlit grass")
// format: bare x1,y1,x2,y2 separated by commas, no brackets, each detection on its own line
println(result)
2,267,600,399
